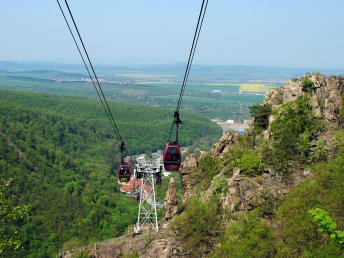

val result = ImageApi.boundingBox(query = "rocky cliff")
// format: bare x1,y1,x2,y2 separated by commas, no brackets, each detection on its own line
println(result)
265,73,344,124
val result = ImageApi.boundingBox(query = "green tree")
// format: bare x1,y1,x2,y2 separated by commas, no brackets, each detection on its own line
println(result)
267,97,321,176
249,104,272,132
0,179,29,257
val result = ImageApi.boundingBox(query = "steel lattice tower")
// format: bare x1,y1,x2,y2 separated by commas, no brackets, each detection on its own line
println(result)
134,159,162,234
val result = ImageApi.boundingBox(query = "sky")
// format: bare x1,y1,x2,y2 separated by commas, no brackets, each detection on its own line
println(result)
1,0,344,68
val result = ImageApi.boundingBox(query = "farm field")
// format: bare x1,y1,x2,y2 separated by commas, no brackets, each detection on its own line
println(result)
1,62,341,121
239,83,274,92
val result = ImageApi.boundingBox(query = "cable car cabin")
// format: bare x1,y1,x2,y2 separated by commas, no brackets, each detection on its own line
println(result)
118,163,131,184
163,143,181,171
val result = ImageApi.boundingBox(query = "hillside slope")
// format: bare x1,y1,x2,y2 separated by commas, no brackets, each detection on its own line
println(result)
63,74,344,257
0,89,221,257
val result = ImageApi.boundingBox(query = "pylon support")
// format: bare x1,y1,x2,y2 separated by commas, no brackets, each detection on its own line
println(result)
134,160,162,234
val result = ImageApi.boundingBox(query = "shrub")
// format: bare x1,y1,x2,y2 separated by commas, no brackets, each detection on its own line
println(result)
210,176,228,203
171,197,222,255
71,249,91,258
309,208,344,247
189,155,223,192
309,139,328,163
236,150,264,175
212,212,275,258
302,77,314,93
267,97,321,176
275,158,344,257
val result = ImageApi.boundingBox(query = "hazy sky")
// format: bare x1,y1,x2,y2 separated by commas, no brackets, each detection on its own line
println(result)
1,0,344,68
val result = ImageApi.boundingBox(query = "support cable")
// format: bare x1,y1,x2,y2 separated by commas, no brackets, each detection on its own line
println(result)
56,0,130,155
168,0,209,142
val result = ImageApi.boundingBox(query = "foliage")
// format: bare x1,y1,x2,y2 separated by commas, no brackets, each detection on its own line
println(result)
275,158,344,257
212,211,275,258
235,150,264,175
221,134,256,175
302,77,314,93
209,126,344,258
309,139,328,163
210,176,228,202
171,197,222,255
71,249,91,258
309,208,344,247
0,179,29,257
267,97,322,176
189,155,223,192
0,89,222,153
0,89,221,257
249,104,272,131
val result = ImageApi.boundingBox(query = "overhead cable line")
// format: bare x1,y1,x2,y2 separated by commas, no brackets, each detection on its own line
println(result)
56,0,114,136
56,0,129,154
168,0,209,142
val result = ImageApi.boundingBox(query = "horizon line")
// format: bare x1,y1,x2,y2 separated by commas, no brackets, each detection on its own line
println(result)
1,60,344,72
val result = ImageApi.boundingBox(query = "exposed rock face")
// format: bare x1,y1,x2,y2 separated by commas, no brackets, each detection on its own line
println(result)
212,131,236,156
265,74,344,124
164,177,178,220
59,228,188,258
222,168,305,215
180,154,198,203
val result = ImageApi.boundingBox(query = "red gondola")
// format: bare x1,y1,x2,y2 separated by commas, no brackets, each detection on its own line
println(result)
118,163,131,184
163,143,181,171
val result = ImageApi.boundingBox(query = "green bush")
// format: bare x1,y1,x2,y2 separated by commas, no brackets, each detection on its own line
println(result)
267,97,321,176
302,77,314,93
309,139,328,163
210,176,228,203
275,158,344,257
236,150,264,175
212,212,275,258
171,197,222,255
189,155,223,192
309,208,344,247
71,249,91,258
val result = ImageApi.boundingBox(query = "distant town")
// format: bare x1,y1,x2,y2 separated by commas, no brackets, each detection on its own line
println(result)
211,118,252,133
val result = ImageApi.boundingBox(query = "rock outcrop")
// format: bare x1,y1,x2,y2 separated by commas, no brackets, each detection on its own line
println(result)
59,228,187,258
222,168,307,215
212,131,236,156
180,154,198,203
265,73,344,124
164,178,178,220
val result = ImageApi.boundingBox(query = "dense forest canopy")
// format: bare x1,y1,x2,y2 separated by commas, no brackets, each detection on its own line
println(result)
0,89,221,257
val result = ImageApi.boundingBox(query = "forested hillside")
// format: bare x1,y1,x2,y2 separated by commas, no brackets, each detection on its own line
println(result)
172,74,344,257
0,89,221,257
67,74,344,258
